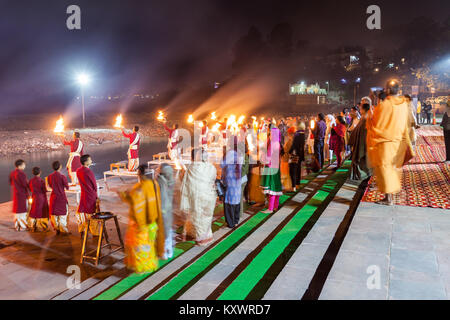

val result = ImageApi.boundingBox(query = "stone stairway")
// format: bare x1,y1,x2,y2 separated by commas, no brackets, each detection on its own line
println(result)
52,160,366,300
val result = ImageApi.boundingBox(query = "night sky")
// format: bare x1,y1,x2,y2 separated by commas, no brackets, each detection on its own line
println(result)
1,0,449,115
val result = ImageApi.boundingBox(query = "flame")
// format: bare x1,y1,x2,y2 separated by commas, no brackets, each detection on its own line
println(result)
246,134,255,152
187,114,194,123
199,121,204,128
28,197,33,205
114,114,123,128
211,112,217,120
237,115,246,125
212,123,221,133
310,119,315,129
252,116,258,132
157,111,165,121
54,116,65,134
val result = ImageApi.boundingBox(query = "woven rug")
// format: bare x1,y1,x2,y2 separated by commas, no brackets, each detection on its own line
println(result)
362,126,450,209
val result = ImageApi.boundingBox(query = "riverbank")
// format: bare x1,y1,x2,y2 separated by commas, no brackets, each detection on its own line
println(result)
0,123,173,157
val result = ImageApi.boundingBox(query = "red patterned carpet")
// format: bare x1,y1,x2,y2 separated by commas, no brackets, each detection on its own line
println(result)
362,125,450,209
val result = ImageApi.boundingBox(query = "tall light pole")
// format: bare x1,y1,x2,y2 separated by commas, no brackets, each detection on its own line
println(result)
76,73,90,128
354,77,361,106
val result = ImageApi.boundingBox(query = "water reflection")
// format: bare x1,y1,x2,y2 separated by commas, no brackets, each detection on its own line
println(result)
1,137,167,203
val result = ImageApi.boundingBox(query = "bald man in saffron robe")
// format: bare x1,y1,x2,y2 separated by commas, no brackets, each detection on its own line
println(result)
366,80,410,205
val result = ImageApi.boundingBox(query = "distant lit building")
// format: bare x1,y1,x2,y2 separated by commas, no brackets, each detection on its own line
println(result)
289,81,327,105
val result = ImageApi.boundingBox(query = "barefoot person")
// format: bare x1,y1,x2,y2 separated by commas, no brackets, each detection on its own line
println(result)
63,131,84,186
367,80,410,205
28,167,49,232
9,159,30,231
121,126,141,171
76,154,99,236
47,161,70,234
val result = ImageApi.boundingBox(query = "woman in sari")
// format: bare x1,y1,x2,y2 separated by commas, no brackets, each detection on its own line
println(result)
261,126,283,213
120,165,165,273
329,116,347,168
324,114,336,164
180,149,217,246
157,164,175,259
280,127,295,191
248,130,266,206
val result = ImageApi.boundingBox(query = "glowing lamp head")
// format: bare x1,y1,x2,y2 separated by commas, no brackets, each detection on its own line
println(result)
76,73,90,86
187,114,194,123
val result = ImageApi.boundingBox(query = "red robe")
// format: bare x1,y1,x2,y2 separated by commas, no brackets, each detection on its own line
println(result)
163,123,178,149
122,130,140,159
201,126,208,145
330,123,346,153
48,171,69,216
29,177,49,219
63,139,84,173
76,166,98,214
9,169,29,213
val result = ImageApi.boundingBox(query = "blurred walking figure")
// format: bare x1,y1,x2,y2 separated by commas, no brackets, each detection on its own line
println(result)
440,96,450,163
47,161,70,234
416,100,422,124
330,116,347,168
62,131,84,186
349,104,371,180
313,113,327,169
261,126,282,214
221,148,241,228
405,95,419,147
289,123,306,191
76,155,100,237
28,167,49,232
180,149,217,246
324,115,336,163
9,159,29,231
367,80,410,206
120,165,165,273
280,126,295,192
157,164,175,260
425,102,432,125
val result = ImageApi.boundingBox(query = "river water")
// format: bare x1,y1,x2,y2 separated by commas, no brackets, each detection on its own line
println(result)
1,137,167,203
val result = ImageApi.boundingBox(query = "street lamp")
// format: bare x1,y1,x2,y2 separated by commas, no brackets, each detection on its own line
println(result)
76,73,91,128
353,77,361,106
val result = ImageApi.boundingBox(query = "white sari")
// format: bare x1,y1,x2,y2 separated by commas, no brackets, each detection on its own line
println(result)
180,161,217,242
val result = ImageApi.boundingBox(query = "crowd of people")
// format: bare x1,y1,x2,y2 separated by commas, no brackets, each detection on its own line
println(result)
8,80,449,274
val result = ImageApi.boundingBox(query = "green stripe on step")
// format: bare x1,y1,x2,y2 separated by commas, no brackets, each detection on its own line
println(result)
217,163,350,300
146,195,291,300
93,242,195,300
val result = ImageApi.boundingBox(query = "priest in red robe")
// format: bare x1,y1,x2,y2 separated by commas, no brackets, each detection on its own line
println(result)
48,161,70,234
9,159,30,231
76,154,99,236
121,126,141,171
29,167,49,232
63,131,84,186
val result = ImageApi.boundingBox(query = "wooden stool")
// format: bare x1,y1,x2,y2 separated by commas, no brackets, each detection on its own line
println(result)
152,152,167,161
110,162,127,172
80,212,124,266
